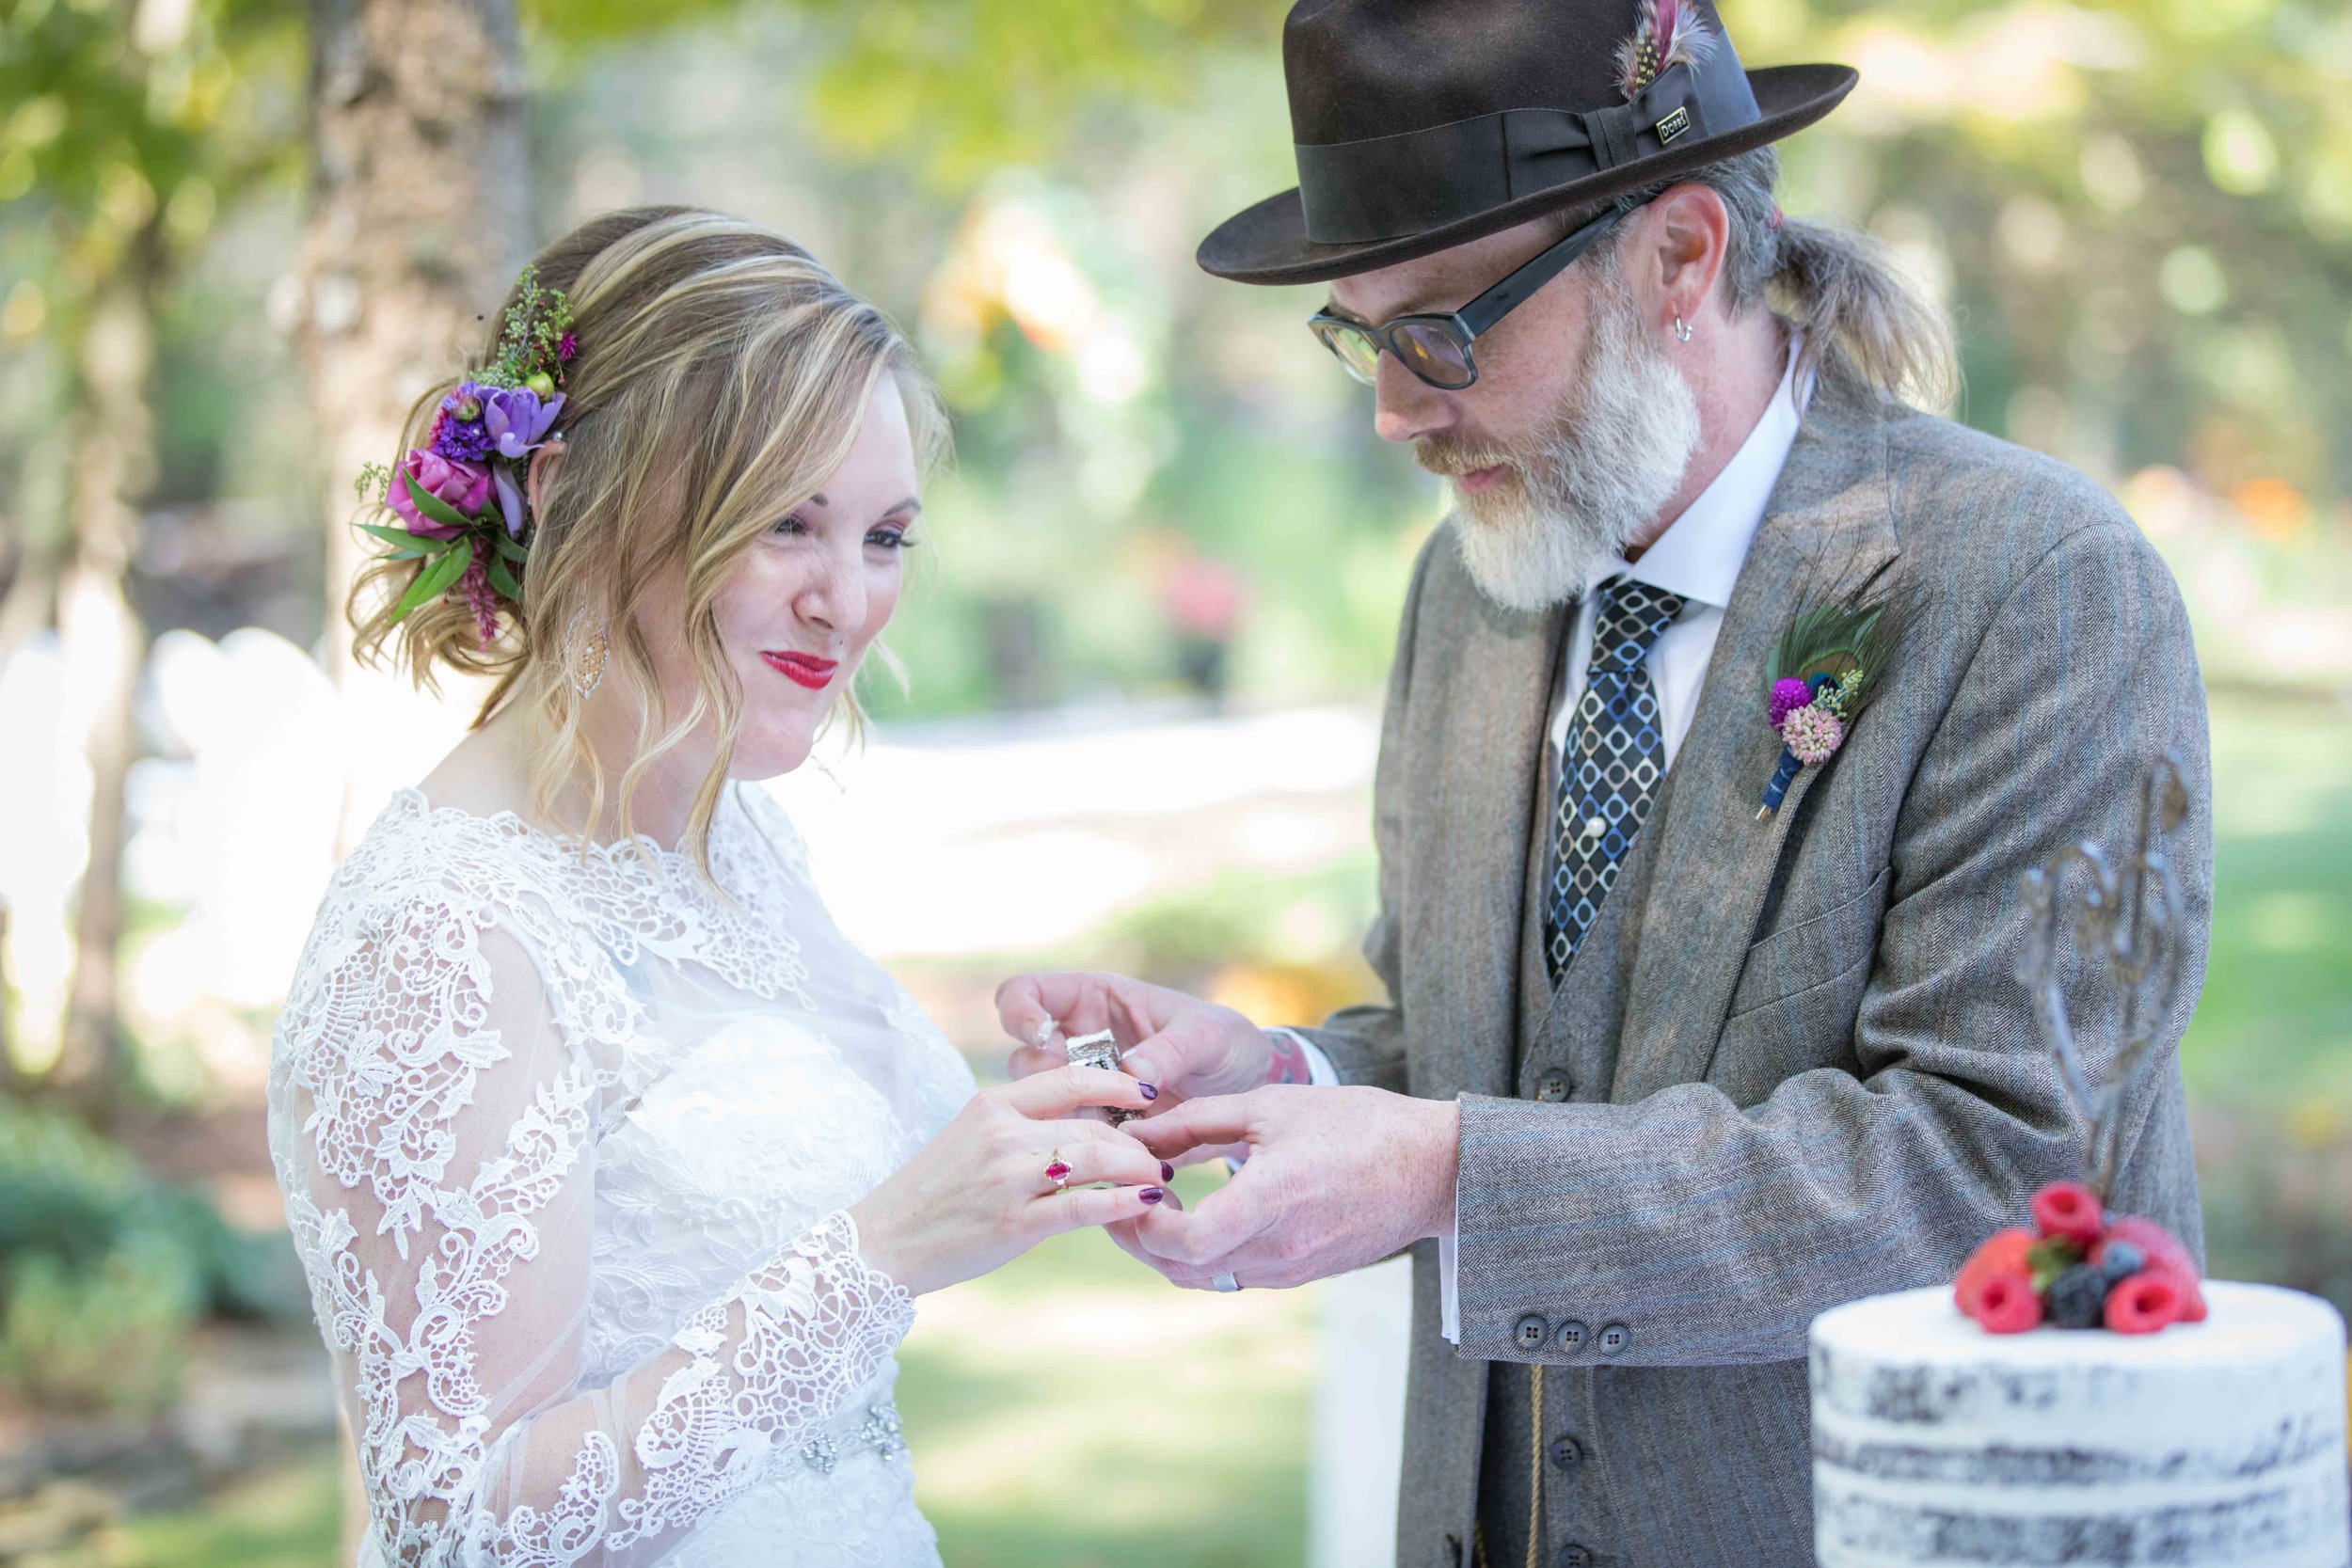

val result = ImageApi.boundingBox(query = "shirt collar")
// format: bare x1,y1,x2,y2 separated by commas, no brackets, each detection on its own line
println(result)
1584,330,1814,612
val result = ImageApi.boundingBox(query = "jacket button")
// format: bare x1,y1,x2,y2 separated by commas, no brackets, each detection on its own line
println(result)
1553,1319,1589,1355
1558,1546,1594,1568
1513,1313,1549,1351
1597,1322,1630,1356
1549,1433,1584,1471
1534,1069,1571,1101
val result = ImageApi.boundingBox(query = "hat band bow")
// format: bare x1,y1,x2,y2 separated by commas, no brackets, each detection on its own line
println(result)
1293,46,1762,245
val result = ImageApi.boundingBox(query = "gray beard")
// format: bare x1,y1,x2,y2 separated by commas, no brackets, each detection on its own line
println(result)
1446,278,1702,614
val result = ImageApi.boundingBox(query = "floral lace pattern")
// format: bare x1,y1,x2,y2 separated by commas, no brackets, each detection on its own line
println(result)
269,783,974,1567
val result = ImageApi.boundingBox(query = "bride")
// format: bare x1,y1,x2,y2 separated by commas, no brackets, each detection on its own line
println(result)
267,206,1170,1566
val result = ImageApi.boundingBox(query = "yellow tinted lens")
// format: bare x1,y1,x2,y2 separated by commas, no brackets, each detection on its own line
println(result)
1394,322,1473,388
1312,319,1382,383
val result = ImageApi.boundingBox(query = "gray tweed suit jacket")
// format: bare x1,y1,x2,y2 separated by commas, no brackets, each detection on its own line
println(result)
1297,370,2212,1568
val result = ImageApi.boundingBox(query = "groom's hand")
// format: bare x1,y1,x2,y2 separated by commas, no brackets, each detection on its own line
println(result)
995,971,1274,1105
1115,1085,1460,1290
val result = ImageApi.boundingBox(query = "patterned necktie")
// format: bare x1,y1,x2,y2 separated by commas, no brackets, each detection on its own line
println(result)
1544,577,1686,983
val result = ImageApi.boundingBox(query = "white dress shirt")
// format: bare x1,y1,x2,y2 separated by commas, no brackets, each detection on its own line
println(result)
1284,336,1814,1341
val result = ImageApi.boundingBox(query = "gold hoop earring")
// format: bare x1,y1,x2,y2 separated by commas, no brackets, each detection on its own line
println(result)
563,606,608,698
1673,313,1692,344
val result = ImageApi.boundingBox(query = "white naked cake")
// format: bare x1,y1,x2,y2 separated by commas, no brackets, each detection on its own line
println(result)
1810,1282,2351,1567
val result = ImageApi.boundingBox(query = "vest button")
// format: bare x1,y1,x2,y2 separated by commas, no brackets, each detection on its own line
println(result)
1534,1069,1571,1101
1553,1319,1589,1355
1513,1313,1549,1351
1558,1545,1594,1568
1597,1322,1631,1356
1549,1433,1584,1471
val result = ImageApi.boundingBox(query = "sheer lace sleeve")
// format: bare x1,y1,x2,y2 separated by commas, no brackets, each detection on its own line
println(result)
269,891,914,1567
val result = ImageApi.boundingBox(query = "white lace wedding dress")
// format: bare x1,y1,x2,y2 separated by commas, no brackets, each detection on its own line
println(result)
267,782,977,1566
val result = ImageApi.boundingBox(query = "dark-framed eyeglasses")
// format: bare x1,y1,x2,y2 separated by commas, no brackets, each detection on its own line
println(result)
1306,204,1631,391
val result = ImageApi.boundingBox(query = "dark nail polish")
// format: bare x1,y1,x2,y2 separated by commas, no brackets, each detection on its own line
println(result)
1160,1162,1175,1182
1140,1186,1166,1204
1139,1082,1160,1101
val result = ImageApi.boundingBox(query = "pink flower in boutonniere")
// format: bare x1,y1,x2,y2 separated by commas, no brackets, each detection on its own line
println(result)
1780,702,1845,766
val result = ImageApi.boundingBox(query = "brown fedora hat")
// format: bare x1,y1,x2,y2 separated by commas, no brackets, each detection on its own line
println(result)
1199,0,1857,286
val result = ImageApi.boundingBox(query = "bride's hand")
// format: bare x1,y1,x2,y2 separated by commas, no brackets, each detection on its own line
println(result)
994,971,1274,1107
848,1065,1171,1296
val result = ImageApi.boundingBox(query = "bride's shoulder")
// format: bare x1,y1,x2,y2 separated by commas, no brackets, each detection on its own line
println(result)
301,785,576,981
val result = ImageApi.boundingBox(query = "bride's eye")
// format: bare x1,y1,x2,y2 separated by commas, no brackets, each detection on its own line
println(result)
866,528,916,551
770,512,810,537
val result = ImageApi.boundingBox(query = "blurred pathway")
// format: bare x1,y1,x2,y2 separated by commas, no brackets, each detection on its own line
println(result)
770,700,1378,959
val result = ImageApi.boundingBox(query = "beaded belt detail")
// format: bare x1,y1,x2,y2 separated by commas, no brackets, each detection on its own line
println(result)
799,1398,908,1475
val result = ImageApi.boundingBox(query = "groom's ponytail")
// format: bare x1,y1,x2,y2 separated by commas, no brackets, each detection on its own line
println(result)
1576,146,1958,410
1764,202,1958,411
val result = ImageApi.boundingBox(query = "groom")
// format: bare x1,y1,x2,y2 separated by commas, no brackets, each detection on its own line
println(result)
1002,2,2212,1564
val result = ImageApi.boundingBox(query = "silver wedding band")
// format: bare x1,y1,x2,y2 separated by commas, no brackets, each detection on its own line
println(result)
1212,1272,1240,1293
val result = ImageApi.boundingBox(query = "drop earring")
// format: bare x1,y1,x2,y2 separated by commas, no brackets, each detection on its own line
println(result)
1673,313,1692,343
564,606,608,697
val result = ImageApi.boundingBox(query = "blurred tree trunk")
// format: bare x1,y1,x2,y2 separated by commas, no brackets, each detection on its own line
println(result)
293,0,531,856
53,229,165,1124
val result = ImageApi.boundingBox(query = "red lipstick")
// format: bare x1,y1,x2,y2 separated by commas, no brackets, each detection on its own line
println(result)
762,651,839,690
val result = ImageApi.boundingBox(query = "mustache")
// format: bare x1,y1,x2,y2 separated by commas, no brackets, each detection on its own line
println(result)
1414,437,1516,479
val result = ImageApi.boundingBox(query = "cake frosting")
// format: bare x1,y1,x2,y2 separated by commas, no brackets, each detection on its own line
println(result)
1811,1282,2351,1567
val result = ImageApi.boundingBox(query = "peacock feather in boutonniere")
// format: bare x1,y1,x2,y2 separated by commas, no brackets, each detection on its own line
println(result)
1756,579,1919,817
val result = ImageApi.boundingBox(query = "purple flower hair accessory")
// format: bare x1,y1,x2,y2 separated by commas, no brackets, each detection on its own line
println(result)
483,386,564,461
358,262,577,641
386,449,491,538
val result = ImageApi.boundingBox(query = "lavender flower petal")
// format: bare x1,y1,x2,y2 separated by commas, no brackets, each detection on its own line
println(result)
494,463,527,537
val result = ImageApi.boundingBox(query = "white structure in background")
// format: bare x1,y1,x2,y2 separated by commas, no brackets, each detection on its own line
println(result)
1313,1256,1414,1568
135,630,344,1019
769,702,1377,957
0,626,487,1087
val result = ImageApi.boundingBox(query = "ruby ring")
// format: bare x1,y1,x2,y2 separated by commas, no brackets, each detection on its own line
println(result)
1044,1152,1073,1194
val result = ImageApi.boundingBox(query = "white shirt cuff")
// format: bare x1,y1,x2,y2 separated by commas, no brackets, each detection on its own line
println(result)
1276,1028,1341,1088
1439,1187,1460,1344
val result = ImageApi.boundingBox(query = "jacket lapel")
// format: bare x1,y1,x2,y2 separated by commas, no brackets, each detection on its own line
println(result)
1420,553,1570,1102
1610,375,1900,1105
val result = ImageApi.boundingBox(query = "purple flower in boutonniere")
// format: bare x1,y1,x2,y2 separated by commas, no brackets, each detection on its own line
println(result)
1756,578,1919,817
1767,676,1815,730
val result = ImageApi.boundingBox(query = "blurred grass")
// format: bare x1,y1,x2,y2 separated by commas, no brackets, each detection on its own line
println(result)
66,689,2352,1565
2177,688,2352,1113
899,1165,1314,1568
117,1462,342,1568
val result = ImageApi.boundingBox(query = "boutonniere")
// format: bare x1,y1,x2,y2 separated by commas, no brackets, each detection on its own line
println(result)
1756,579,1918,818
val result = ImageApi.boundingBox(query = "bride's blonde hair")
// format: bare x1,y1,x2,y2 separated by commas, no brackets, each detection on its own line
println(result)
350,206,946,871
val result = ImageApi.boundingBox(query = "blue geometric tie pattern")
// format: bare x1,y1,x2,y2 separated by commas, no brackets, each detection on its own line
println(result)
1544,578,1687,984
